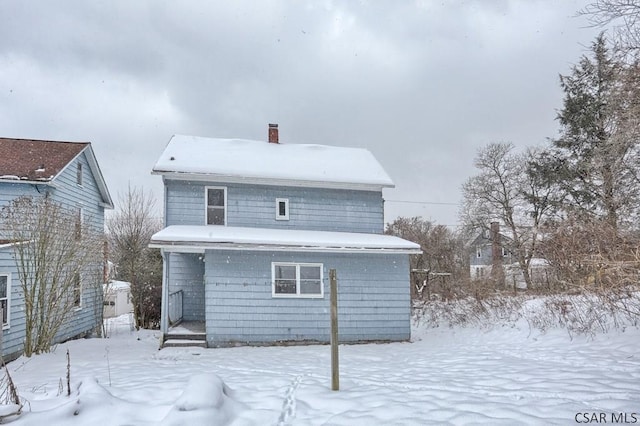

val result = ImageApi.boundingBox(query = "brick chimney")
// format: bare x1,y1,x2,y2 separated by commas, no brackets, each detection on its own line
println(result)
268,123,279,144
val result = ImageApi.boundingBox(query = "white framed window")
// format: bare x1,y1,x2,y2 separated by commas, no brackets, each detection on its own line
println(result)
272,263,323,298
77,163,83,186
206,187,226,225
502,247,508,257
0,274,10,328
275,198,289,221
476,246,482,258
75,207,84,240
73,272,82,309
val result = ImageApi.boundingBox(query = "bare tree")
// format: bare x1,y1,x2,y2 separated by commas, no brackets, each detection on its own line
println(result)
386,217,466,299
461,143,554,289
1,196,103,356
107,186,162,329
580,1,640,54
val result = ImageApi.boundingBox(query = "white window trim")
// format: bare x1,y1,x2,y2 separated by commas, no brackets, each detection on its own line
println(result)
77,162,83,186
271,262,324,298
275,198,289,221
476,246,482,258
205,186,227,226
0,273,10,329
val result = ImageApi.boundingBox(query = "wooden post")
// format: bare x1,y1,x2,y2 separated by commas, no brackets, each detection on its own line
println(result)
330,269,339,391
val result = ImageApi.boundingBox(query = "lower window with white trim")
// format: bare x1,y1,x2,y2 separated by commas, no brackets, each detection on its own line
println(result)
272,263,323,298
0,274,9,327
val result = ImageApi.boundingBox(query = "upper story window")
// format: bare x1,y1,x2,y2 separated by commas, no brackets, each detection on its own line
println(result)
76,163,83,186
275,198,289,221
0,274,9,327
75,207,84,240
73,272,82,309
206,187,226,225
272,263,323,298
502,247,508,257
476,246,482,258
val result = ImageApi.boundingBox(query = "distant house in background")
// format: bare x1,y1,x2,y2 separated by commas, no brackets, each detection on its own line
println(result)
0,137,113,361
150,125,421,348
468,222,549,288
103,280,134,318
468,223,514,280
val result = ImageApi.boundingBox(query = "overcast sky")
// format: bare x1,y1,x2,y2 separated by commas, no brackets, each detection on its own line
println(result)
0,1,603,227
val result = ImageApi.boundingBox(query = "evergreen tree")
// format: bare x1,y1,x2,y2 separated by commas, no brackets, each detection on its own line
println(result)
530,34,640,230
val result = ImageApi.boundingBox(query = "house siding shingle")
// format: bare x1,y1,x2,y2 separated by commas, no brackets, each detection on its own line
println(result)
165,180,384,234
201,250,410,346
167,253,205,322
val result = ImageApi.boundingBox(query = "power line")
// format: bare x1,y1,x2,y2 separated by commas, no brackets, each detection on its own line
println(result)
385,199,459,206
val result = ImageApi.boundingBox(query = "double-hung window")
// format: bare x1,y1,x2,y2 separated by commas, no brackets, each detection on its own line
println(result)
73,272,82,309
206,187,226,225
76,163,83,186
272,263,323,298
0,275,9,327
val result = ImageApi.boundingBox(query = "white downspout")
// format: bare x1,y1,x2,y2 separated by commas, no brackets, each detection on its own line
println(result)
160,249,169,334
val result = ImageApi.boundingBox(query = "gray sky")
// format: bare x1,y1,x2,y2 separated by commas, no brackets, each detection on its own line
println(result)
0,1,602,227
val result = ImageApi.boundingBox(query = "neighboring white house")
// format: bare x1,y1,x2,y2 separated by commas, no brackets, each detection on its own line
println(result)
103,280,134,318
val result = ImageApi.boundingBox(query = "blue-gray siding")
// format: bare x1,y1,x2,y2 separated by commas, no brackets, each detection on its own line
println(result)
165,180,384,234
167,253,205,321
0,150,106,360
200,250,410,346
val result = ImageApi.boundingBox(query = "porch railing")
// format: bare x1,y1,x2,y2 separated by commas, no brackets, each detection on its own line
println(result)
168,290,183,326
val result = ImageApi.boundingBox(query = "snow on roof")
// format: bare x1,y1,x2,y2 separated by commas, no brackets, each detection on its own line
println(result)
106,280,131,290
152,135,394,189
150,225,421,254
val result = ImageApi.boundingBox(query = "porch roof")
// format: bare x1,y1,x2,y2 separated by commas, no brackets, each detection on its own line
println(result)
149,225,422,254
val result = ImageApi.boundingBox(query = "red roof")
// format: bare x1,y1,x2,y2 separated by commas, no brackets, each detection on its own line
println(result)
0,137,89,182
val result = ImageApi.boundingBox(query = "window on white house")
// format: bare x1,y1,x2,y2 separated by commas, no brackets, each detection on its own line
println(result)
206,187,226,225
272,263,323,297
275,198,289,221
502,247,508,257
73,272,82,308
476,246,482,258
77,163,83,186
0,275,8,327
75,207,84,240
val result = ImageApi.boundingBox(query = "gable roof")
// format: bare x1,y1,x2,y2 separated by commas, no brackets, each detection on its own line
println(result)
152,135,395,190
0,137,114,208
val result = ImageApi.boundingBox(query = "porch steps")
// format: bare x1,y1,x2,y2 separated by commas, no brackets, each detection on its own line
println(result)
163,333,207,348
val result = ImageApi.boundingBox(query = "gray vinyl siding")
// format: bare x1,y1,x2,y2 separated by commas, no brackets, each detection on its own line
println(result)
0,247,101,361
165,180,384,234
0,150,107,360
48,152,105,234
167,253,205,321
203,250,410,346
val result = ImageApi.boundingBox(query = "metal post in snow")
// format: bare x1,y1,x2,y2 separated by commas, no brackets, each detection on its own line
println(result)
330,268,339,391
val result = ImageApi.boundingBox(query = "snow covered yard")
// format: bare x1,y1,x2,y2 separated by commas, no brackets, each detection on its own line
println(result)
3,315,639,425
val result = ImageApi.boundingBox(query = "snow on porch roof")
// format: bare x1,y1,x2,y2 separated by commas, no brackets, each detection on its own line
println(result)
152,135,395,189
149,225,422,254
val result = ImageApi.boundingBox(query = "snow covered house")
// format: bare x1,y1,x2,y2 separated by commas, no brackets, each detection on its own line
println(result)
0,137,113,360
150,126,421,348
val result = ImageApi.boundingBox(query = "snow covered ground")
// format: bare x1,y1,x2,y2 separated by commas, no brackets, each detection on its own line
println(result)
2,314,639,425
